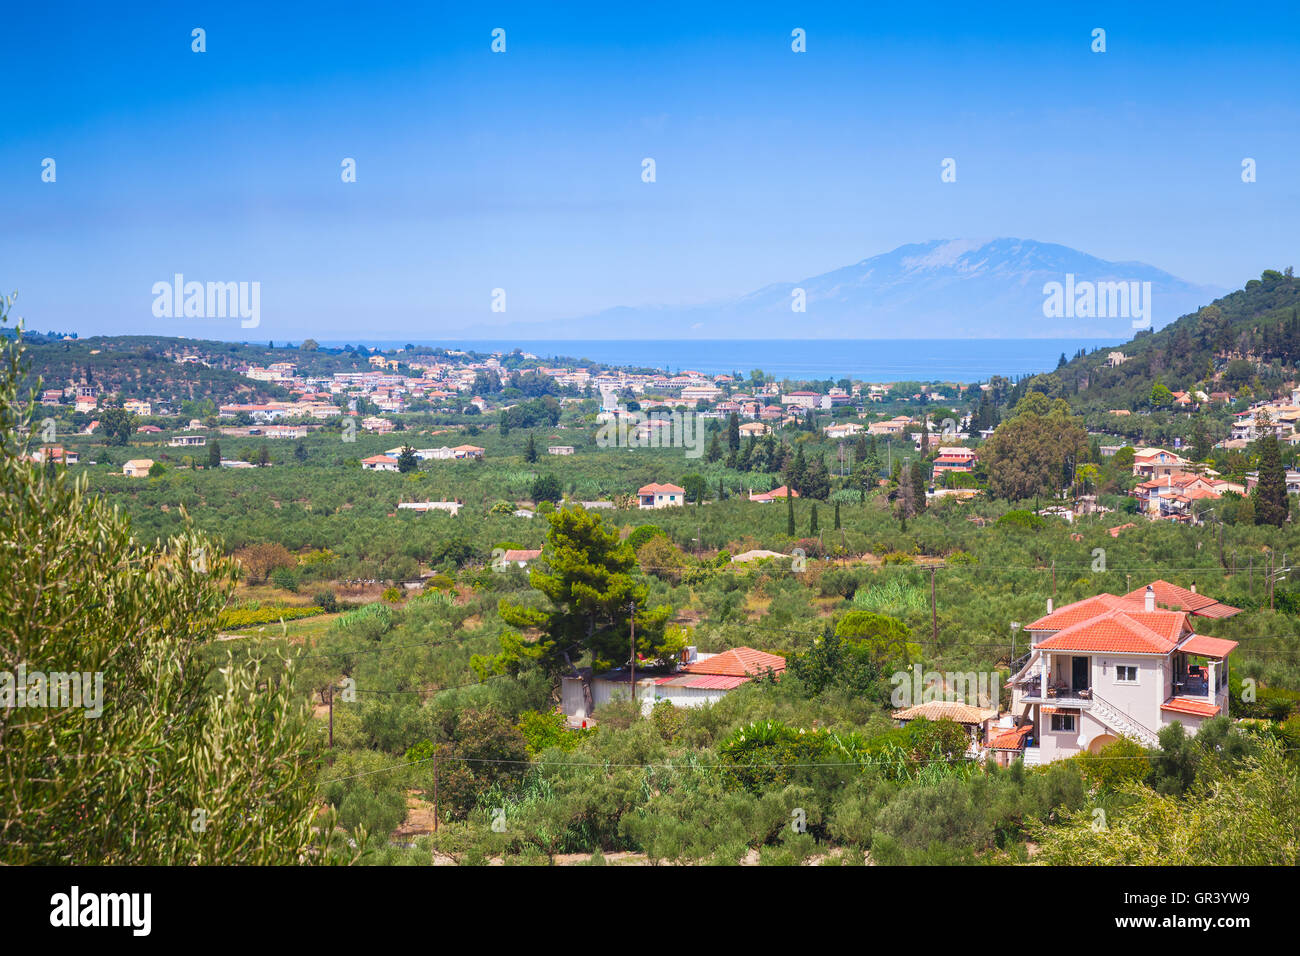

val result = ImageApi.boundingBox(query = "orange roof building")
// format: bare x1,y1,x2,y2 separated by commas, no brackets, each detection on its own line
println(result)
1007,583,1238,765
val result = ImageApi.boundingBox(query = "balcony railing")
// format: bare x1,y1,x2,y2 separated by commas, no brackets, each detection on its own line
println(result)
1015,682,1093,706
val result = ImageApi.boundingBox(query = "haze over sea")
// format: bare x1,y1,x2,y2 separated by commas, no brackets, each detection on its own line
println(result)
332,339,1123,383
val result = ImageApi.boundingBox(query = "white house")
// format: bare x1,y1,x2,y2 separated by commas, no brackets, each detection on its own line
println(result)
637,482,685,509
361,454,399,472
563,646,786,719
397,500,461,515
1003,582,1240,765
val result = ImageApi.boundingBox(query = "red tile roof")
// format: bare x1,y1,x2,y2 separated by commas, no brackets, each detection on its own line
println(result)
681,646,786,678
750,485,799,502
654,674,751,690
638,483,685,495
1178,634,1238,658
1161,697,1221,718
1025,593,1144,631
1122,580,1242,619
1035,608,1188,655
988,724,1033,750
501,549,542,562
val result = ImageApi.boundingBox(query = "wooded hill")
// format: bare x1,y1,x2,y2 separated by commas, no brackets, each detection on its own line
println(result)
1023,269,1300,413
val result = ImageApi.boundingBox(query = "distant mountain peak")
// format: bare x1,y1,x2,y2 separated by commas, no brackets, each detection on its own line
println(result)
475,239,1225,340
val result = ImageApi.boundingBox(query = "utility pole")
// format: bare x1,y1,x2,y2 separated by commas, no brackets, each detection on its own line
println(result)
929,566,938,644
432,756,439,833
628,600,637,713
327,684,334,750
1269,552,1275,610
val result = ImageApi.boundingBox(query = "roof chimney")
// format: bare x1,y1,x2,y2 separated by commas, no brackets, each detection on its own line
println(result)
1046,598,1053,614
1145,585,1155,612
1190,584,1197,594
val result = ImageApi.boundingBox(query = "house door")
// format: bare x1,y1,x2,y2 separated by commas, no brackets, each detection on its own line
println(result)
1072,656,1090,693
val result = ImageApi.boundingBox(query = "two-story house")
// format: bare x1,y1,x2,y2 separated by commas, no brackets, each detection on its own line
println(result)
1131,448,1188,480
1004,583,1239,764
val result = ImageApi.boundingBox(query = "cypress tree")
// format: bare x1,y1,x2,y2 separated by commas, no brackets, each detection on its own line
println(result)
1254,433,1288,527
911,459,927,514
786,486,795,536
810,504,819,536
834,500,841,530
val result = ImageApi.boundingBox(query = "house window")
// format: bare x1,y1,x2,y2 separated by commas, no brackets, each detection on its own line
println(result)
1115,665,1138,683
1050,713,1076,733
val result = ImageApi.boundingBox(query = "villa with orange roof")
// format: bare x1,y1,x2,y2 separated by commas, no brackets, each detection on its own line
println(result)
1003,583,1237,764
749,485,799,503
565,645,786,719
1131,447,1188,480
637,482,685,509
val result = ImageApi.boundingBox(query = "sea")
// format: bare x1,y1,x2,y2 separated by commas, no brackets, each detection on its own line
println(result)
333,338,1123,383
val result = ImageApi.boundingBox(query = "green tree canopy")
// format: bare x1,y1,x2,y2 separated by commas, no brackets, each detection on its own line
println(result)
982,393,1089,501
481,506,676,676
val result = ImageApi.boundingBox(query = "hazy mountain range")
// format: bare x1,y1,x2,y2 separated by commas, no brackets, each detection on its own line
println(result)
466,239,1224,340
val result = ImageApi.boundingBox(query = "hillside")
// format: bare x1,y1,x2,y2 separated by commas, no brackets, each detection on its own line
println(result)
1029,269,1300,413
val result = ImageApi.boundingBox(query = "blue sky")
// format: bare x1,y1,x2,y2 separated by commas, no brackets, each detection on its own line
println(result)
2,1,1298,340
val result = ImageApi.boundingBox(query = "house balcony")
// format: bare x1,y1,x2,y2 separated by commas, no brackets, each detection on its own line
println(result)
1013,679,1093,707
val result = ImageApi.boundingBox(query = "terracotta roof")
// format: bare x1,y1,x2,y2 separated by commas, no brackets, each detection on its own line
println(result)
891,700,997,724
750,485,799,501
681,646,786,678
654,673,750,690
988,724,1033,750
501,549,542,562
1122,580,1242,619
1161,697,1221,718
1178,634,1238,658
1035,608,1188,655
1025,593,1144,631
638,482,685,495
